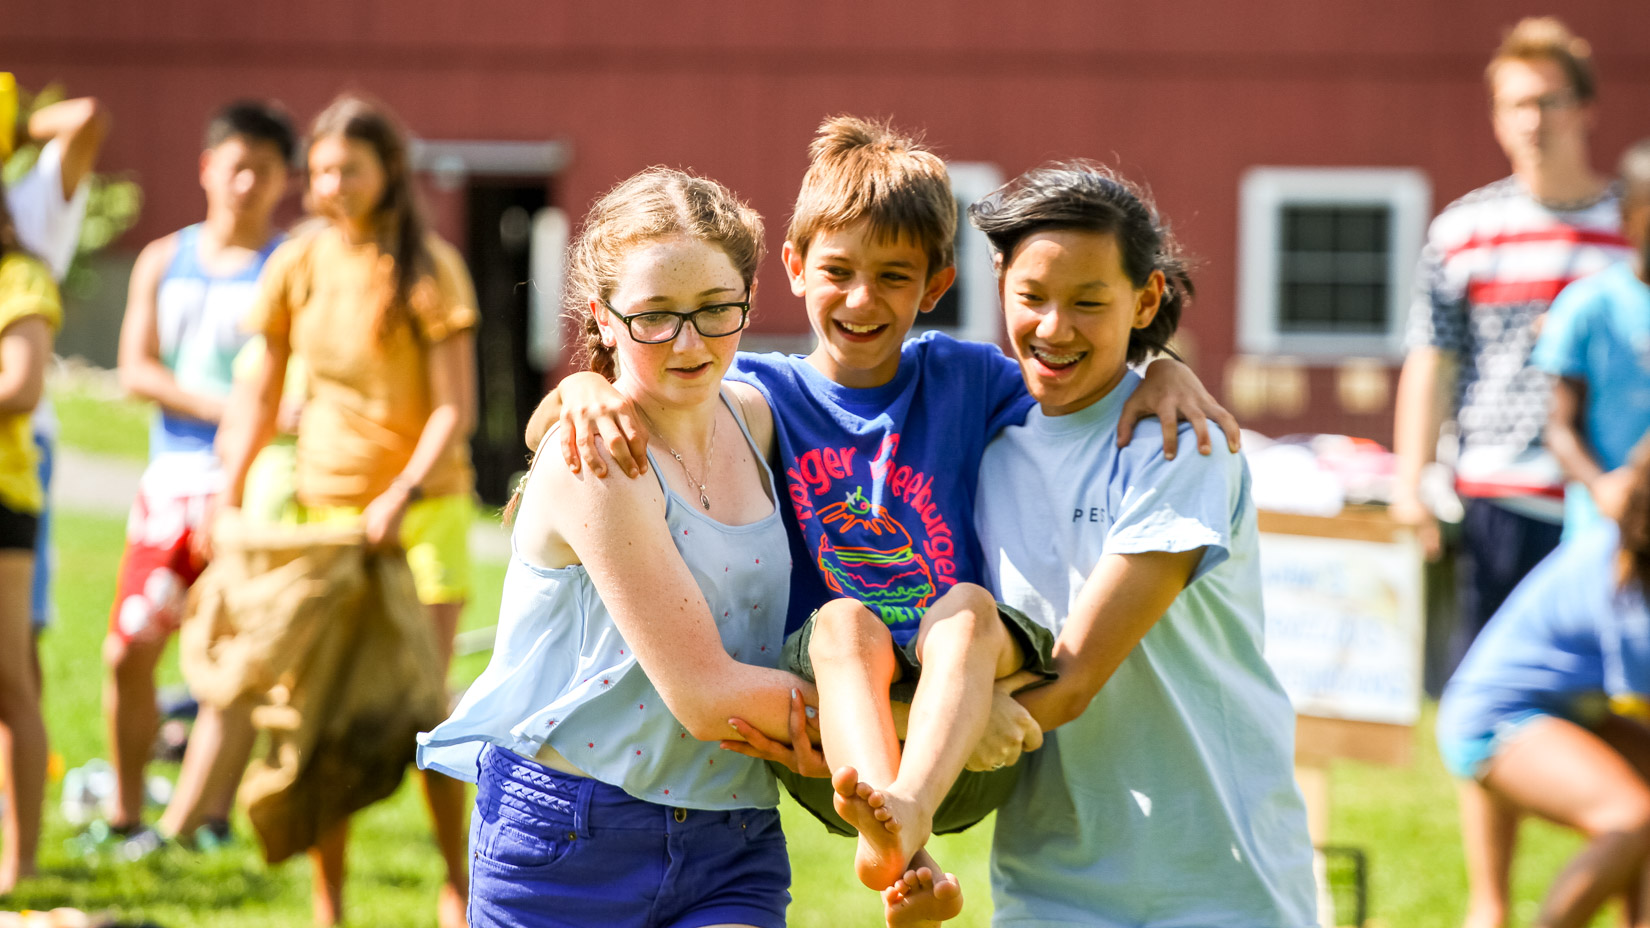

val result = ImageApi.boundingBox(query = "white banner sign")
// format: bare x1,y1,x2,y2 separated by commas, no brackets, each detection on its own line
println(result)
1260,532,1424,725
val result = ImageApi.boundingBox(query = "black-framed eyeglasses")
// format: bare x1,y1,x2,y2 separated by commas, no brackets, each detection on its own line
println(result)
600,297,752,344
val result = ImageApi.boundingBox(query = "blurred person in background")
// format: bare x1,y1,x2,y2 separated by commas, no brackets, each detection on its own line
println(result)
97,101,296,856
1390,21,1638,928
1437,449,1650,928
212,93,477,928
1,76,107,693
1392,17,1632,667
0,173,64,895
1536,139,1650,538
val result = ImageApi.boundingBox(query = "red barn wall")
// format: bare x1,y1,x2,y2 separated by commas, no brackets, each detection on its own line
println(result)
7,0,1650,443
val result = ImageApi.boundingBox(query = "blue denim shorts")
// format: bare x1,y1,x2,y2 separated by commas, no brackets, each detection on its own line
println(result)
469,745,790,928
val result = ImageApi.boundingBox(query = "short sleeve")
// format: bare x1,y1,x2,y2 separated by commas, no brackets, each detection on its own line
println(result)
410,238,479,343
1104,426,1238,583
4,140,90,281
0,255,64,336
246,236,308,339
1530,279,1594,378
1403,224,1469,356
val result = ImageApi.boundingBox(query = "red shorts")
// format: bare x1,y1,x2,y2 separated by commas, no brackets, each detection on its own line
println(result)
107,488,210,644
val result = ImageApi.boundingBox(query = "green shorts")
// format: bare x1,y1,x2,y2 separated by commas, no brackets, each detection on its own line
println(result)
776,599,1057,837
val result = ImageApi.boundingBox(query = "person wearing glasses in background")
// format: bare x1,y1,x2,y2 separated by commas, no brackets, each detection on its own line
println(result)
1390,18,1637,928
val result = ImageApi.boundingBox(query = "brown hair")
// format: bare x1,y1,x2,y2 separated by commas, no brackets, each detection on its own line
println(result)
786,115,955,276
567,167,765,381
1486,17,1597,103
308,93,433,341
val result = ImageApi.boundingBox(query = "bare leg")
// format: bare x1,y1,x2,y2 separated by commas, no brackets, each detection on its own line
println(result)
1596,715,1650,928
805,599,905,889
883,848,964,928
425,600,468,928
844,585,1019,890
1458,779,1519,928
1483,716,1650,928
102,629,168,830
0,554,46,893
310,817,348,927
157,695,258,838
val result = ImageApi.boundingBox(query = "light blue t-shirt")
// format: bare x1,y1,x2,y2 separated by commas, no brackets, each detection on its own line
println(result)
976,372,1317,928
1437,525,1650,745
1532,261,1650,536
418,397,791,809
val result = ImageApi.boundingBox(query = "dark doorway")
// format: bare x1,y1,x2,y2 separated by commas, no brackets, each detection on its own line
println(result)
465,179,551,505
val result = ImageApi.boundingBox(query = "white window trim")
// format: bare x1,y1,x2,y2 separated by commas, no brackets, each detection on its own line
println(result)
1238,167,1430,360
915,162,1003,346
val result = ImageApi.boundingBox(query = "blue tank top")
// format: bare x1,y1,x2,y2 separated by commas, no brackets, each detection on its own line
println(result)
150,224,282,460
419,393,792,809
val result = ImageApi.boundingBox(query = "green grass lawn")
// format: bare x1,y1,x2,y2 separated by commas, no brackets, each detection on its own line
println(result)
11,380,1609,926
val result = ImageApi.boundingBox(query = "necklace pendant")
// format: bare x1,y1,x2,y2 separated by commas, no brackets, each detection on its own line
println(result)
699,489,711,510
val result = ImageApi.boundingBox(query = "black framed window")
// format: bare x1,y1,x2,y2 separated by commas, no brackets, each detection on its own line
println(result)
1276,205,1391,336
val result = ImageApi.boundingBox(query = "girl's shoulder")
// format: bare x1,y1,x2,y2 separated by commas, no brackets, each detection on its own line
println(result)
0,252,62,331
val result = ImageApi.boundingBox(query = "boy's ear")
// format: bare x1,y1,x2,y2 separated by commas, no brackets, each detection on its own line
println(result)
781,240,808,297
1132,270,1166,330
918,264,958,314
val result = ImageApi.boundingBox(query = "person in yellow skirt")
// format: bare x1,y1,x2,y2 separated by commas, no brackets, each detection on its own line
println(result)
211,93,477,928
0,185,60,895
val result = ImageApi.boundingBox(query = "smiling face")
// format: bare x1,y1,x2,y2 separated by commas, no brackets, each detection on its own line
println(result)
598,235,748,410
1002,229,1163,417
785,221,956,389
1491,57,1593,175
199,135,288,224
307,133,387,230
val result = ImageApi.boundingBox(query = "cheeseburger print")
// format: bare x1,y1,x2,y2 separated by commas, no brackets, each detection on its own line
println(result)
787,432,963,641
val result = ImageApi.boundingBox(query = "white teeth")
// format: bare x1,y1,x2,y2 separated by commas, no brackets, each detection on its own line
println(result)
839,322,882,334
1031,346,1083,366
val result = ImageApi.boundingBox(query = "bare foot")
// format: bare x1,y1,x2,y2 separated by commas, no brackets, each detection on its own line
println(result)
439,880,468,928
884,866,964,927
830,766,931,890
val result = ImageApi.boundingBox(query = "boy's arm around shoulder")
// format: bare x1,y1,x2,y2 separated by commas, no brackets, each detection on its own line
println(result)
1118,357,1241,459
529,444,809,744
524,371,652,479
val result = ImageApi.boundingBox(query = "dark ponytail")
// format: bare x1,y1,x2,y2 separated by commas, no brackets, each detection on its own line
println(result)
968,161,1193,364
1618,454,1650,595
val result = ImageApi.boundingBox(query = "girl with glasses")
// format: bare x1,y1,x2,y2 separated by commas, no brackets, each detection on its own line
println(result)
420,167,818,928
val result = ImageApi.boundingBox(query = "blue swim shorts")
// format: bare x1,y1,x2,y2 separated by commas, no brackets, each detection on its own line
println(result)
469,745,790,928
1436,709,1550,781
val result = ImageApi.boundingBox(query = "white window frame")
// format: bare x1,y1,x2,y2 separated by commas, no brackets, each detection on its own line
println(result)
911,162,1003,346
1238,167,1430,360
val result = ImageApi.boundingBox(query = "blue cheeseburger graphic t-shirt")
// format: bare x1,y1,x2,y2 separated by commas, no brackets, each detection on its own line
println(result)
730,332,1033,644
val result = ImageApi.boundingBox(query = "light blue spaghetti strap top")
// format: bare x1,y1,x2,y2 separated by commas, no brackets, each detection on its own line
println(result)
419,392,792,809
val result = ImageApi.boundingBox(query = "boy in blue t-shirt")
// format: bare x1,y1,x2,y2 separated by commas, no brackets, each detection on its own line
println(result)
1536,138,1650,537
528,118,1236,912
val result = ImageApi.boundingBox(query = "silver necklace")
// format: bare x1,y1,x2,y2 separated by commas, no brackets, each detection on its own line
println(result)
651,413,718,510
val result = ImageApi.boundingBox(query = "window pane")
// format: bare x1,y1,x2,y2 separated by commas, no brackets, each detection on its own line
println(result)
1275,204,1393,336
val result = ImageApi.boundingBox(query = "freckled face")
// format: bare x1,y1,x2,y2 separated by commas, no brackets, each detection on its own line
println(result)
598,235,747,410
1001,229,1162,417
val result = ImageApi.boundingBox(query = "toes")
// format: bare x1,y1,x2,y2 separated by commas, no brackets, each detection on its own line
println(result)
831,766,861,800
